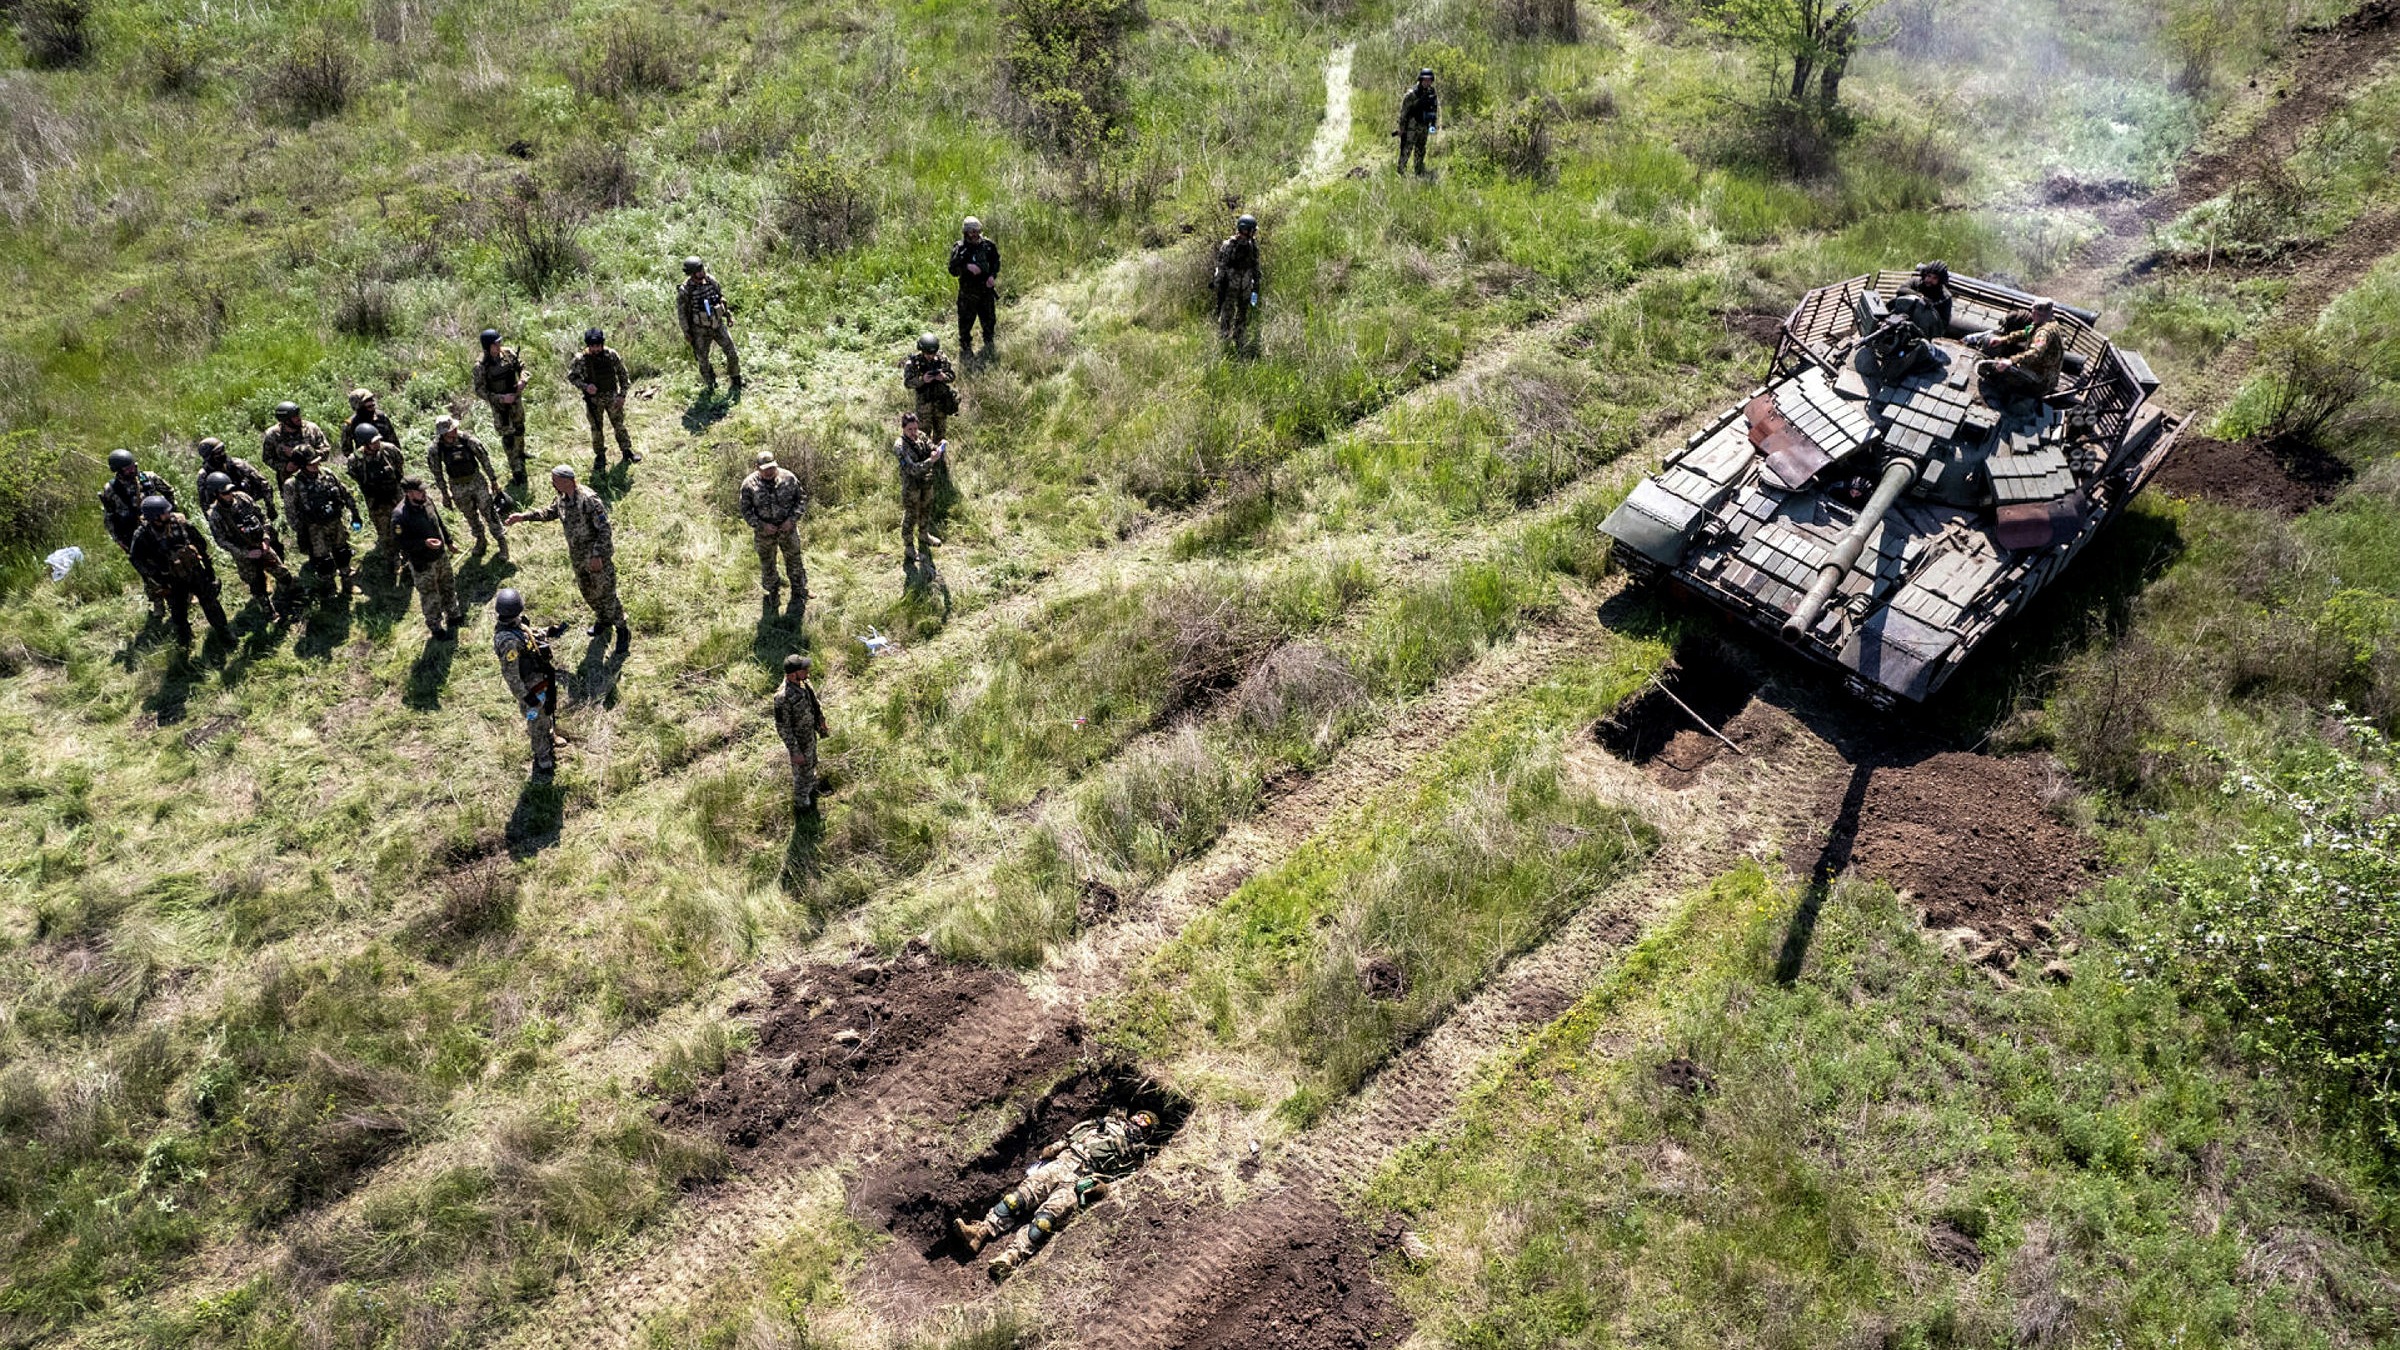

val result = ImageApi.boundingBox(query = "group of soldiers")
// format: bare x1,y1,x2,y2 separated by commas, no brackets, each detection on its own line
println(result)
1885,260,2070,401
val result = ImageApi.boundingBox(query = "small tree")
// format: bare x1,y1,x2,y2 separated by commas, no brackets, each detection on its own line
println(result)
1694,0,1892,112
767,146,877,257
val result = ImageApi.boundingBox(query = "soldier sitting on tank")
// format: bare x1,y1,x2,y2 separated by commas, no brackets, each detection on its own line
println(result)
1888,260,1953,339
951,1108,1159,1282
1976,297,2066,403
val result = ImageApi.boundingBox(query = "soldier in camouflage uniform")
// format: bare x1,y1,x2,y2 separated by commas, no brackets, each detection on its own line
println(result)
346,428,408,560
890,412,944,574
1212,214,1262,349
492,588,567,779
568,327,641,474
392,477,464,639
1397,69,1438,175
508,465,629,644
196,438,276,518
1977,297,2067,402
739,450,809,601
953,1109,1159,1281
473,329,531,481
204,471,297,622
261,402,333,486
427,415,510,560
772,653,828,810
342,388,398,459
282,451,363,600
98,448,175,555
676,257,742,394
901,334,959,441
128,495,232,646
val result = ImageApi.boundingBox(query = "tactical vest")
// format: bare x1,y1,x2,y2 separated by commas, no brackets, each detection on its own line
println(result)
352,450,402,498
435,438,481,481
296,475,346,526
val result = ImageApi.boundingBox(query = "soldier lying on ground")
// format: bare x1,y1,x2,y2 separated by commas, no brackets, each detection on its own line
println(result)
952,1108,1158,1281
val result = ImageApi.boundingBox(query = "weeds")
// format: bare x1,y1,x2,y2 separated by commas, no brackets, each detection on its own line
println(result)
331,275,399,340
550,139,639,211
569,15,695,102
267,29,360,123
2253,323,2370,450
16,0,92,70
767,146,877,257
1001,0,1146,155
490,180,587,298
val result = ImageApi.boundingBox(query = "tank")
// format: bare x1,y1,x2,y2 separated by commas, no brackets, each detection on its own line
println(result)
1600,270,2182,706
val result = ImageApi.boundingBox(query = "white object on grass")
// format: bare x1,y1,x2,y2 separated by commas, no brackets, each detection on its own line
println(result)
44,547,82,581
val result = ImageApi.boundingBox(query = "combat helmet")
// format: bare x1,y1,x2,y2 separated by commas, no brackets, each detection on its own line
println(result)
682,256,705,275
917,333,941,354
585,327,606,345
139,494,171,521
107,448,136,472
203,472,232,495
273,401,301,419
1236,214,1257,233
494,588,525,620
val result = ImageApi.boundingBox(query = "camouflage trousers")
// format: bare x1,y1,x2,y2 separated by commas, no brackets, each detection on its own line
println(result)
584,396,633,461
485,398,528,479
981,1157,1091,1263
787,728,818,805
292,524,354,594
914,391,950,443
901,478,937,561
363,493,400,556
1399,127,1428,174
753,523,806,595
573,557,627,628
409,553,460,633
690,323,740,388
525,685,557,774
449,481,508,556
228,545,297,605
1216,272,1259,346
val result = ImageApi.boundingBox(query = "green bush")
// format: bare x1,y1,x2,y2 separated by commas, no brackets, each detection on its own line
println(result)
16,0,92,70
0,431,77,565
767,145,878,257
1000,0,1146,155
2145,716,2400,1153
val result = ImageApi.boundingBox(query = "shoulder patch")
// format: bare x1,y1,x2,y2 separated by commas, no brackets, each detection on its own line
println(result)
503,649,518,661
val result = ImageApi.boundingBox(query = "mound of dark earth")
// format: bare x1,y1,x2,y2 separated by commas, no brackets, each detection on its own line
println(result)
1836,753,2101,939
2152,432,2350,516
1106,1195,1411,1350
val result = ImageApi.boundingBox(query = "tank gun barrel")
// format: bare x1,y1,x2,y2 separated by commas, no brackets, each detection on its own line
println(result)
1782,456,1916,640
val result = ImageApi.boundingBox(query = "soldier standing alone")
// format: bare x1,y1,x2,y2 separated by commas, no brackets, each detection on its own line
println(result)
1397,68,1438,175
204,471,296,623
1212,214,1262,349
569,327,641,475
891,411,944,575
282,451,363,601
739,450,809,603
508,465,629,645
948,217,1001,359
492,588,566,779
427,416,510,561
393,477,464,639
128,495,232,646
676,257,742,394
261,402,333,486
902,334,960,442
346,428,408,561
773,653,829,811
473,329,531,483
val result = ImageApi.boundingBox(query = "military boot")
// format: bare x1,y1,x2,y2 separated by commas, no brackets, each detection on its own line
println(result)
986,1249,1023,1282
952,1218,991,1253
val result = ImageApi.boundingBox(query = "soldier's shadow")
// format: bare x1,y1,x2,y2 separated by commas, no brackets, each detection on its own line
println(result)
681,392,733,433
404,634,459,711
507,779,566,860
781,806,826,896
458,552,518,612
292,598,355,661
752,594,809,669
901,559,951,620
574,633,629,710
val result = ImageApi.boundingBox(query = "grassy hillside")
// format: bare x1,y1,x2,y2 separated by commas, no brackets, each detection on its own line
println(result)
0,0,2395,1346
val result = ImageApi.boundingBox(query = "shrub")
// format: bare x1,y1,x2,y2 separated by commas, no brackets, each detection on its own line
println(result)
551,139,638,210
1000,0,1146,155
140,25,209,94
1481,95,1555,181
568,17,695,102
2145,718,2400,1153
767,146,877,257
1497,0,1579,40
267,29,359,123
1233,641,1364,738
17,0,92,70
2253,324,2370,451
0,431,76,564
490,180,586,299
331,275,398,340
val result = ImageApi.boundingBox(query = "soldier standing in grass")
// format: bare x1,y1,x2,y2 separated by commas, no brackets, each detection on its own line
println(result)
98,448,175,556
393,477,464,640
569,327,641,476
902,334,960,441
282,451,363,601
739,450,809,603
196,438,276,519
676,257,742,394
204,471,296,622
890,411,943,574
261,401,333,486
346,427,408,561
492,587,566,779
773,653,828,811
1212,214,1262,349
948,217,1001,359
128,495,232,647
508,464,629,645
1397,68,1438,175
427,416,510,561
342,388,398,458
473,328,531,482
953,1109,1158,1281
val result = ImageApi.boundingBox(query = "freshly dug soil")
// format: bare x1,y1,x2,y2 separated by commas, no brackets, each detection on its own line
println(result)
1834,753,2101,941
2152,432,2350,516
1594,654,1775,788
1721,309,1787,349
1105,1194,1411,1350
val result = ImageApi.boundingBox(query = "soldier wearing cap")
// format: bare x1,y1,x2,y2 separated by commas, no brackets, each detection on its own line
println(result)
569,327,640,474
98,448,176,555
1212,214,1262,348
508,464,629,645
261,401,333,486
393,476,464,639
1397,69,1438,174
902,334,960,441
947,217,1001,359
203,469,297,622
196,437,276,519
342,388,398,458
890,411,945,574
472,329,531,481
346,427,408,559
128,494,232,646
676,257,742,393
427,415,510,560
772,652,829,810
739,449,809,602
492,587,568,779
1978,297,2067,402
282,449,363,600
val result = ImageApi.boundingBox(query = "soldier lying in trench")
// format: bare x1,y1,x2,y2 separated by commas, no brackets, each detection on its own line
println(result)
952,1108,1159,1281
